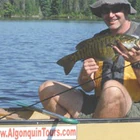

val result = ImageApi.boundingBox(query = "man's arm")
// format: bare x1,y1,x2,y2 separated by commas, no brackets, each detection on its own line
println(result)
78,67,95,92
78,58,99,92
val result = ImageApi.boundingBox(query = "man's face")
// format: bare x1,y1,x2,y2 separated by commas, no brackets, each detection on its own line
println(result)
101,4,128,31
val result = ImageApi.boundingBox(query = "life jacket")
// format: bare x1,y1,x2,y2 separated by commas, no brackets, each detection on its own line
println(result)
94,22,140,102
95,61,140,102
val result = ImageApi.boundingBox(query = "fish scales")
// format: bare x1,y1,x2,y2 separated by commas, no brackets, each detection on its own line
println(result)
91,41,96,57
74,44,91,61
84,43,92,58
94,40,101,58
92,38,107,59
57,34,140,75
76,47,85,60
76,40,93,60
99,39,104,55
90,39,96,57
87,40,96,58
83,38,98,59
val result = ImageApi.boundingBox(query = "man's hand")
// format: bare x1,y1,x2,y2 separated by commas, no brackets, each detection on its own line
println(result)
78,58,98,91
113,41,140,63
83,58,99,79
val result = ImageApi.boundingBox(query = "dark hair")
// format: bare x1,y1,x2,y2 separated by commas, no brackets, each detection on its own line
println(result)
123,4,130,14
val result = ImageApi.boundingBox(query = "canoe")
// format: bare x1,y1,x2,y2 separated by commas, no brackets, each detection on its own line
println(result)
0,107,140,140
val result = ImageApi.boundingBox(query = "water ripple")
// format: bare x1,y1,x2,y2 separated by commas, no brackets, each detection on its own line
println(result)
0,20,107,108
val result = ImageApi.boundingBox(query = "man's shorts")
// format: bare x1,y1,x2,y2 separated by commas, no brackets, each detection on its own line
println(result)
80,90,98,115
126,102,140,118
80,89,140,118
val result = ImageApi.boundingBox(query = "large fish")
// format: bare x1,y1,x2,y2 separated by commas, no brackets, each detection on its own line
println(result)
57,34,140,75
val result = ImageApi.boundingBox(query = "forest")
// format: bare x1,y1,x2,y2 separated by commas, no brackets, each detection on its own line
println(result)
0,0,140,20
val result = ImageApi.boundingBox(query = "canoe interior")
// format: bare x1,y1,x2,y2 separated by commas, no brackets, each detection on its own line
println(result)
1,107,140,124
4,107,50,120
1,108,140,140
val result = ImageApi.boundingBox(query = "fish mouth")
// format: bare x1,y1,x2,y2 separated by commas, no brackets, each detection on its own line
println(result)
135,40,140,50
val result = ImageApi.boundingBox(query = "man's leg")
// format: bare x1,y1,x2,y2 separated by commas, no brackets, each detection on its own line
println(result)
94,80,132,118
38,80,83,118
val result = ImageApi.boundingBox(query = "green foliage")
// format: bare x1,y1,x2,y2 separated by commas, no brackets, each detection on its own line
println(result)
3,2,14,17
61,0,73,14
135,0,140,13
50,0,61,15
128,0,136,8
39,0,51,17
0,0,140,19
25,0,39,16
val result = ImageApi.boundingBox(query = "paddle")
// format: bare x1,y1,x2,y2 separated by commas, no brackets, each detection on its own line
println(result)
14,101,79,124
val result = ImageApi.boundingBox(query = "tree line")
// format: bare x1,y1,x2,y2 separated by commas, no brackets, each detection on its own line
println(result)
0,0,140,19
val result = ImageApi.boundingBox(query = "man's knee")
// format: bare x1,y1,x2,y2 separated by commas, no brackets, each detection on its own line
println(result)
101,80,132,112
103,80,123,89
102,80,127,101
39,80,54,93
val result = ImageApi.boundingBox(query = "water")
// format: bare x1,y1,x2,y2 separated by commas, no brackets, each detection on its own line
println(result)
0,20,107,108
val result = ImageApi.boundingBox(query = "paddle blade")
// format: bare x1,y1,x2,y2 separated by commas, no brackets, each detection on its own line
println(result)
61,118,79,124
12,101,79,124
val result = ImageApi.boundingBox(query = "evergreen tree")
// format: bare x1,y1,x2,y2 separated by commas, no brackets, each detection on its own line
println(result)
39,0,50,17
135,0,140,14
61,0,68,13
0,0,138,19
50,0,61,15
68,0,73,13
80,0,88,11
73,0,80,13
62,0,74,14
129,0,136,8
25,0,33,16
3,2,14,17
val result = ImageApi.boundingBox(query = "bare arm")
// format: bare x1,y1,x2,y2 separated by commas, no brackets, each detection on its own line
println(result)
78,58,99,92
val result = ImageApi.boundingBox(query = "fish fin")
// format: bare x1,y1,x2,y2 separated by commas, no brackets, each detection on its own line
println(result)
57,54,76,75
76,38,91,50
76,40,85,50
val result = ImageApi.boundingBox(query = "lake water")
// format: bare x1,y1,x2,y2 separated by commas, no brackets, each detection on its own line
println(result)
0,20,107,108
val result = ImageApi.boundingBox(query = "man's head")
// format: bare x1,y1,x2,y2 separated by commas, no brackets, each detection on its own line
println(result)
90,0,137,18
90,0,137,34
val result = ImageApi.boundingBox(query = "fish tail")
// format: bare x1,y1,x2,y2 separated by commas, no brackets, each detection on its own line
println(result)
57,53,76,75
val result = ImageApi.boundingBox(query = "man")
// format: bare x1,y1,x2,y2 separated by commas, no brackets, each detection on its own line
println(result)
38,0,140,118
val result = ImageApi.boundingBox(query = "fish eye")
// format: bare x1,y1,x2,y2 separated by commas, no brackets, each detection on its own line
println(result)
136,40,140,46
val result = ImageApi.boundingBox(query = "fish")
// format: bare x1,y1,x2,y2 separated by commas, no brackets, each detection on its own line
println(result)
57,34,140,75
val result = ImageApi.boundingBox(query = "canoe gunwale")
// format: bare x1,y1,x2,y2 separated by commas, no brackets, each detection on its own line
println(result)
0,108,140,140
1,107,140,125
1,118,140,125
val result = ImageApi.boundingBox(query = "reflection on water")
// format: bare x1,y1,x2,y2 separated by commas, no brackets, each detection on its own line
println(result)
0,20,107,108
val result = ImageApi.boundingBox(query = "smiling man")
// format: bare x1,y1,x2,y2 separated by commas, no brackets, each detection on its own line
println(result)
90,0,137,34
38,0,140,119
